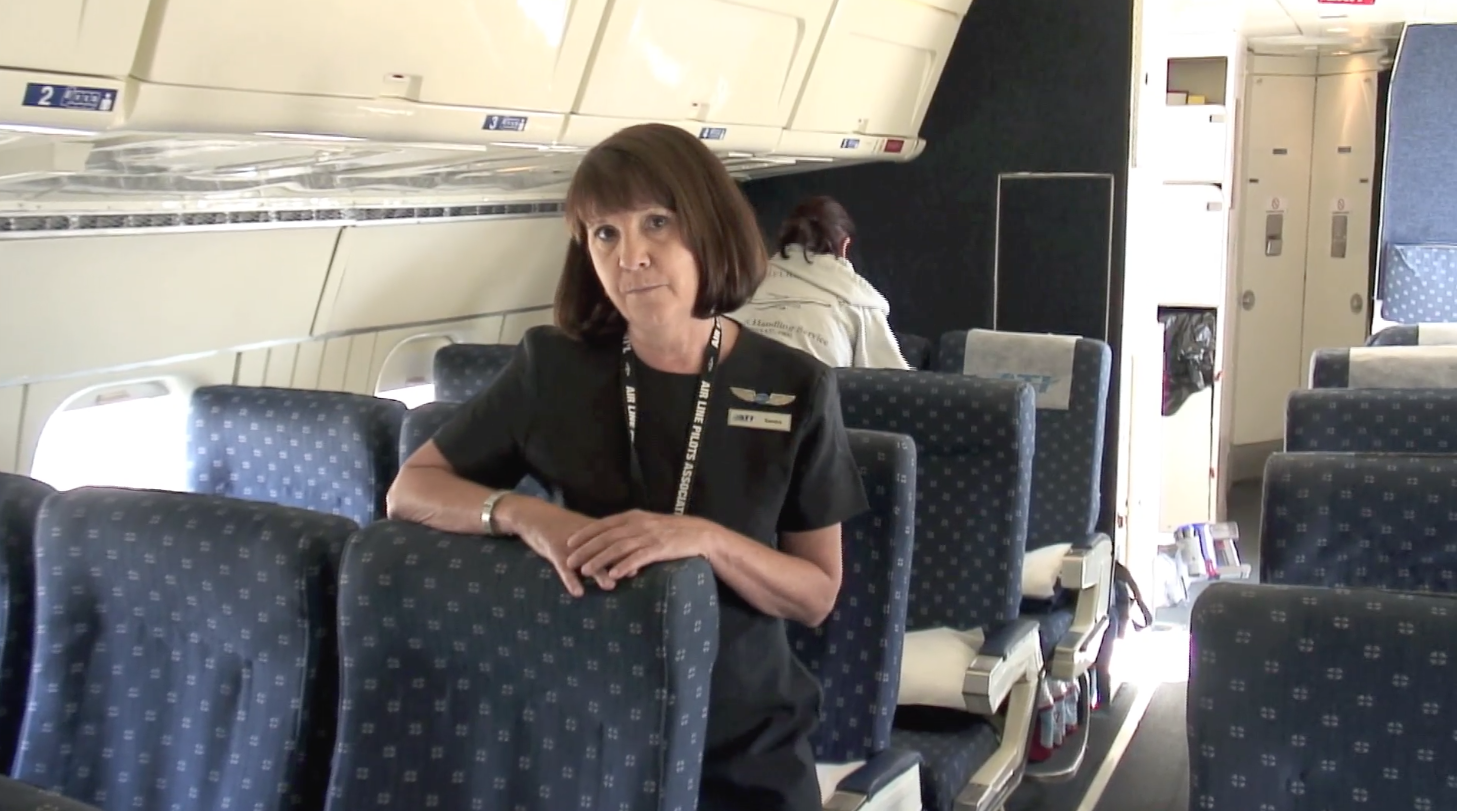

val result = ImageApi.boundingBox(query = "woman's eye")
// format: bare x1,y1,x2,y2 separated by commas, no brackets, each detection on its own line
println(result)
647,215,670,230
592,226,617,241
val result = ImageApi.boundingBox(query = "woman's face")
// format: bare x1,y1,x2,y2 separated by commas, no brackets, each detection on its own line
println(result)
583,205,700,331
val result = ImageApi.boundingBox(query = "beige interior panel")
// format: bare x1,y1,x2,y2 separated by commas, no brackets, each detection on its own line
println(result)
500,307,556,343
263,344,299,388
235,349,269,387
292,341,327,390
17,353,238,476
317,219,566,334
0,386,23,474
0,229,341,384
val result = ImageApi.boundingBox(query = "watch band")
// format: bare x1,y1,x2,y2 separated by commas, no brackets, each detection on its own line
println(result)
480,491,508,535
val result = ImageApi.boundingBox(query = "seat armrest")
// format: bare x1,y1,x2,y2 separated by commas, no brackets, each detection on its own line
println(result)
963,618,1044,715
1060,532,1109,589
0,776,104,811
958,621,1046,811
824,749,924,810
1052,533,1114,680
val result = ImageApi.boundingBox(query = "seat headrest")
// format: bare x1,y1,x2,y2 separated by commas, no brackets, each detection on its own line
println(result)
960,328,1080,410
1347,345,1457,388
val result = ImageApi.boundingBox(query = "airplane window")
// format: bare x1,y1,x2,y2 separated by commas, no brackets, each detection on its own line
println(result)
30,380,191,492
379,382,436,410
376,334,454,409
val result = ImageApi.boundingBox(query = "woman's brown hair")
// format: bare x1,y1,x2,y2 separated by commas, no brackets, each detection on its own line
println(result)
555,123,767,342
773,195,856,261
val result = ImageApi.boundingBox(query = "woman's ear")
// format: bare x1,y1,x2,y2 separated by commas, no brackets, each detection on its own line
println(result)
839,237,852,258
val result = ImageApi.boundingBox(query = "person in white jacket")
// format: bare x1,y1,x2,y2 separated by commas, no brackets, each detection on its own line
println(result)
732,196,911,369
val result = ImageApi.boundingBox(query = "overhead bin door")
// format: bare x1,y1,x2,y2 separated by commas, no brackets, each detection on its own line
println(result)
135,0,609,113
0,0,150,77
574,0,833,128
789,0,970,138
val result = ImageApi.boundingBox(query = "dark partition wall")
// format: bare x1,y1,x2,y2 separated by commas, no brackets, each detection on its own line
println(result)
993,173,1116,342
743,0,1136,532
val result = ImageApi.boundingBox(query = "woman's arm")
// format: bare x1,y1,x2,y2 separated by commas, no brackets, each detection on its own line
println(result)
855,308,912,370
707,523,842,627
564,512,842,627
386,440,501,533
389,444,603,597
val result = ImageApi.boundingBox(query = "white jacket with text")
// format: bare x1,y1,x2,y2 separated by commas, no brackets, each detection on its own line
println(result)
731,247,910,370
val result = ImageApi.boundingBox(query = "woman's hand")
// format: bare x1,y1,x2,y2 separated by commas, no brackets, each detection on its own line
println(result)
499,496,612,598
564,510,717,584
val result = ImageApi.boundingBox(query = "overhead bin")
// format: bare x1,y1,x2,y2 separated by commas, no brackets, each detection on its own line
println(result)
0,69,126,134
124,82,568,146
789,0,972,139
134,0,609,115
573,0,833,130
771,129,927,163
0,0,150,77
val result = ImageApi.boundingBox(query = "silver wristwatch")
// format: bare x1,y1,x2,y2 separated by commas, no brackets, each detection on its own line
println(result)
480,491,508,535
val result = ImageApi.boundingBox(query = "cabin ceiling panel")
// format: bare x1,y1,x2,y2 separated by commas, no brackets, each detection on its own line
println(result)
0,228,340,384
315,218,567,335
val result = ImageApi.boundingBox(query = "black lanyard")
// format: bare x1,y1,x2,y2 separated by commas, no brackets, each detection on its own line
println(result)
621,317,722,515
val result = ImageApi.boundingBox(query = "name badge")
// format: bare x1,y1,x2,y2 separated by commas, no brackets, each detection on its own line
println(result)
728,408,792,432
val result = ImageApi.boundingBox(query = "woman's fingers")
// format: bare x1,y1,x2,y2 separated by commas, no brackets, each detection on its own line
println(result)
551,556,586,598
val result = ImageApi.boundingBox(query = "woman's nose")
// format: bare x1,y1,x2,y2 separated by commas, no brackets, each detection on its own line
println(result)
617,231,651,269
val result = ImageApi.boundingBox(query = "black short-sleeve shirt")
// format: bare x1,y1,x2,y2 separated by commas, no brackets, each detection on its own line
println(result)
432,321,868,805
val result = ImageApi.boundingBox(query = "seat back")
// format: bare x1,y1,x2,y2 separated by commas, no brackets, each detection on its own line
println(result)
1367,324,1422,345
938,329,1110,551
399,401,460,461
398,402,553,501
1190,582,1457,810
327,521,719,811
0,473,53,770
15,488,356,811
1261,452,1457,591
1286,388,1457,453
788,429,915,763
1310,345,1457,389
433,343,517,402
188,385,405,526
895,332,933,370
836,369,1035,633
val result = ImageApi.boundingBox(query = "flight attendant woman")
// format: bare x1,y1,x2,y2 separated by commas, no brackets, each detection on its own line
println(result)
387,122,869,810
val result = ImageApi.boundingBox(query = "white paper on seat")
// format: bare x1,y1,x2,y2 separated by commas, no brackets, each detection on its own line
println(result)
898,626,986,710
817,761,866,804
963,329,1078,410
1418,323,1457,345
1023,542,1073,599
1348,345,1457,388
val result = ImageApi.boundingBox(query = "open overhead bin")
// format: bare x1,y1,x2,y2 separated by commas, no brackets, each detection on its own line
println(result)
0,0,148,134
789,0,972,140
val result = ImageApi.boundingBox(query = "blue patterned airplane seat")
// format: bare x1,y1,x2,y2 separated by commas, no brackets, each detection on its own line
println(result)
1262,452,1457,592
327,520,720,811
1191,581,1457,810
0,473,52,772
432,342,517,402
837,368,1043,811
188,385,404,525
1286,388,1457,454
789,428,923,807
13,488,355,811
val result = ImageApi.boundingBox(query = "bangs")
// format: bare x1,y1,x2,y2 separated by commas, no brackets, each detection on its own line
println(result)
564,147,676,236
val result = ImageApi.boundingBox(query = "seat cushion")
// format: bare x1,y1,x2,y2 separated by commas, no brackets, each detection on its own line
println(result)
1021,597,1075,661
891,710,1000,811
